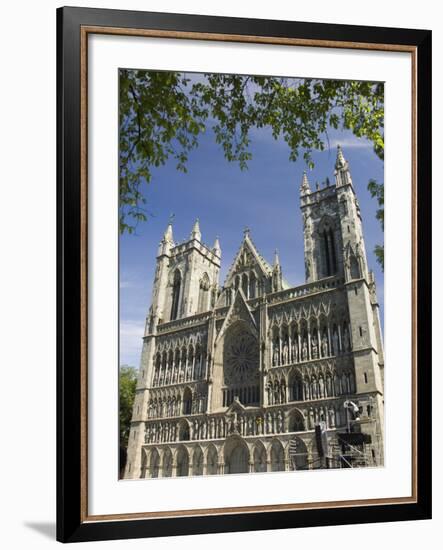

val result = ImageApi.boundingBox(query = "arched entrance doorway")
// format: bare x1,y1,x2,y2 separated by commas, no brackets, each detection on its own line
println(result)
253,442,267,473
270,440,285,471
149,448,160,478
289,437,309,470
192,446,204,476
224,437,249,474
206,444,218,475
176,446,189,476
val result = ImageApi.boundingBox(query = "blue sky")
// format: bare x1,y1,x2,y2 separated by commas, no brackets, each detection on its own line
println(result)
119,79,384,368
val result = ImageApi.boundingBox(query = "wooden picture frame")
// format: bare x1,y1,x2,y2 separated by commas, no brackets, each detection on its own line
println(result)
57,6,432,543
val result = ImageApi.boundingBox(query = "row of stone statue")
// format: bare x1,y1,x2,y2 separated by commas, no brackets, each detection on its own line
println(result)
271,324,352,367
147,392,207,419
152,349,207,387
143,404,348,445
147,369,356,420
266,370,357,405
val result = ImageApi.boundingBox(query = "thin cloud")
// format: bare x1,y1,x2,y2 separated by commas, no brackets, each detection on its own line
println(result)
120,320,144,366
327,137,373,150
119,280,133,289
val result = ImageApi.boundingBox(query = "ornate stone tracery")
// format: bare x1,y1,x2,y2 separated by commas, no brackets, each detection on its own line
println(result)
224,326,259,385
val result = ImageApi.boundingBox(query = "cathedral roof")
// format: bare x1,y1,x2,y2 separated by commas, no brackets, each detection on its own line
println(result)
223,230,273,285
223,230,292,290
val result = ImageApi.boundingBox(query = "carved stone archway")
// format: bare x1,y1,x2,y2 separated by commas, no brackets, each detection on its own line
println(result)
224,436,250,474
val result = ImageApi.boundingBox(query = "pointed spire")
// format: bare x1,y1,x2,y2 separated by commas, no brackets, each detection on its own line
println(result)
190,218,201,241
300,171,311,195
272,248,282,292
334,145,353,187
158,221,174,256
213,236,221,257
163,222,173,242
335,144,346,169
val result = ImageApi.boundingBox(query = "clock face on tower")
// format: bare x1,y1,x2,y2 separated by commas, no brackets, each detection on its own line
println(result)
224,325,259,384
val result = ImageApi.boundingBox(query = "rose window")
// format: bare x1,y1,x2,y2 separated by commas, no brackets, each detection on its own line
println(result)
225,329,259,384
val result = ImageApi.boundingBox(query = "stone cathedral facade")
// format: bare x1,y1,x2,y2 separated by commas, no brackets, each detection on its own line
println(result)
124,146,385,479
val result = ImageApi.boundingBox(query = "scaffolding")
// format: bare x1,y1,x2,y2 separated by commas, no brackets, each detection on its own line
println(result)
289,429,377,470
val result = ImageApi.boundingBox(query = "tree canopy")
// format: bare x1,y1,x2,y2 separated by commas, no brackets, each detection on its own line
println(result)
367,178,384,270
119,365,137,452
119,70,384,234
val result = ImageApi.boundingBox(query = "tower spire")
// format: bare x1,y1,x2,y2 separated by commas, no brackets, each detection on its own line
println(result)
334,145,353,187
300,171,311,195
190,218,202,241
213,236,221,257
272,248,282,292
163,221,173,242
335,144,346,169
157,220,174,256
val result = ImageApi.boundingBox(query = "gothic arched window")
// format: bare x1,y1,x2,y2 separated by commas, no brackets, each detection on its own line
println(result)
319,223,338,277
170,269,181,320
242,273,249,297
350,254,360,279
249,272,257,299
182,388,193,416
197,273,210,313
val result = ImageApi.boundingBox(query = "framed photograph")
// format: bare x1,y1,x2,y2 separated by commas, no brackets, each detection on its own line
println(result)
57,6,432,543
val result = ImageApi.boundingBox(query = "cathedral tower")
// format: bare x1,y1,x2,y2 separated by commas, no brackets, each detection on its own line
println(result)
300,146,384,451
155,219,222,324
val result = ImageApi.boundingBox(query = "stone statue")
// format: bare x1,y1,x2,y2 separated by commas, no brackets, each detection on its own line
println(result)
273,345,280,366
277,410,284,432
257,416,263,435
282,342,289,364
274,383,280,404
319,376,325,398
321,333,329,357
248,417,253,435
266,412,272,434
302,339,308,361
311,334,318,359
229,413,237,434
332,330,339,355
291,339,297,363
304,379,310,400
266,382,272,405
311,379,317,399
308,409,315,430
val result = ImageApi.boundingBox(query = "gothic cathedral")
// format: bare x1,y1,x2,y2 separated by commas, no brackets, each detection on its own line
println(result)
124,146,385,479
